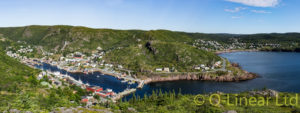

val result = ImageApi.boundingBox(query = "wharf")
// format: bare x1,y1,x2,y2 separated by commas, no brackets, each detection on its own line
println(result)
112,88,136,102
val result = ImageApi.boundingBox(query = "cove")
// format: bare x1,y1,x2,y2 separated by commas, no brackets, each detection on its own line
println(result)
125,52,300,99
35,52,300,100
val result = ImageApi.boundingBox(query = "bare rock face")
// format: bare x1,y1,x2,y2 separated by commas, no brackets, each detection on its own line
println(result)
145,41,158,55
144,72,258,84
23,27,32,37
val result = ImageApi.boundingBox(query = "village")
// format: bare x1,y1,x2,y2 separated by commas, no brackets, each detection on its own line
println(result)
4,43,229,106
193,38,282,51
5,45,143,106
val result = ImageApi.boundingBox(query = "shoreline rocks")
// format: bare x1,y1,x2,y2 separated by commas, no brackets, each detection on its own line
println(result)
144,72,258,84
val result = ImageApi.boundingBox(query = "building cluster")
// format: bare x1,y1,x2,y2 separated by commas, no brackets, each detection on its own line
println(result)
193,38,282,51
193,39,223,51
43,47,126,76
35,69,117,105
193,61,222,71
86,86,115,98
6,45,34,60
155,60,222,72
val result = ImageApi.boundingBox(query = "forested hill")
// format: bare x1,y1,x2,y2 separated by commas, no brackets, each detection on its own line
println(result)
0,25,220,72
0,50,88,111
0,25,299,52
0,25,299,72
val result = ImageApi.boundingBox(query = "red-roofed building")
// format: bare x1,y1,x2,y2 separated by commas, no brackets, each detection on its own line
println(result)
86,86,103,92
95,89,115,98
81,96,93,103
81,98,89,103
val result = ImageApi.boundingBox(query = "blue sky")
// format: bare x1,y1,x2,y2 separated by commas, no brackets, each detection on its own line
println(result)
0,0,299,34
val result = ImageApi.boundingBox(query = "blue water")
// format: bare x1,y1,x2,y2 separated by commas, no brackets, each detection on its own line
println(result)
124,52,300,99
36,63,137,93
37,52,300,100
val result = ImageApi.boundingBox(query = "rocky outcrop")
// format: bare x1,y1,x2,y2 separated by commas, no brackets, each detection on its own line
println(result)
144,72,258,84
249,89,279,97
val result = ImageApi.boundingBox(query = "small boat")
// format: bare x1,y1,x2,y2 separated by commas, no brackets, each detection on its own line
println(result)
54,71,60,76
128,81,135,84
106,88,113,92
97,75,100,78
78,78,83,84
121,80,127,83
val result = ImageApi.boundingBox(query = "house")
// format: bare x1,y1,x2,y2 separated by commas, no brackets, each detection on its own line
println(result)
214,61,222,67
38,74,44,80
155,68,163,72
163,67,170,72
95,89,115,98
60,57,65,61
86,86,103,92
97,46,103,50
194,66,201,70
204,67,210,70
74,52,83,59
200,64,205,68
81,98,89,103
81,96,93,103
91,64,97,68
118,65,123,69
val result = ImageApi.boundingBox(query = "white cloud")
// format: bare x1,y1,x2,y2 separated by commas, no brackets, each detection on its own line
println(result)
226,0,280,7
225,7,247,13
251,10,272,13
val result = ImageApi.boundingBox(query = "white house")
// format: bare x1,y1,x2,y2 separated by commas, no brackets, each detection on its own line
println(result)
163,67,170,72
156,68,163,72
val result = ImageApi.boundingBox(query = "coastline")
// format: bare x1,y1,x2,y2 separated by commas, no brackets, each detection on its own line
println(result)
142,49,260,84
215,49,259,54
35,50,259,86
143,71,258,84
215,49,300,55
40,59,258,86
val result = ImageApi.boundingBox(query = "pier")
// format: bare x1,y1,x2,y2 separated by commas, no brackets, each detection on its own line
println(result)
112,88,136,102
137,80,145,89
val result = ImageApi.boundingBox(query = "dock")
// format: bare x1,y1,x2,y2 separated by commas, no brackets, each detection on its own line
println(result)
137,80,145,89
112,88,137,102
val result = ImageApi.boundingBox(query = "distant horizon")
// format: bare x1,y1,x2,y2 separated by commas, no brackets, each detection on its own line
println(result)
1,24,299,35
1,0,299,34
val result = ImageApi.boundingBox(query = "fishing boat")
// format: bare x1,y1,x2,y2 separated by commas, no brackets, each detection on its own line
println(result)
121,79,128,83
86,82,90,86
78,78,83,84
54,71,60,76
128,81,135,84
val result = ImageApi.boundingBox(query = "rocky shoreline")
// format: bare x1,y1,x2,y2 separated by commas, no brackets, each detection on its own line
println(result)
144,72,258,84
215,49,259,54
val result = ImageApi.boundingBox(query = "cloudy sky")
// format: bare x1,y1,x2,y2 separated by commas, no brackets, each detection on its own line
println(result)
0,0,299,34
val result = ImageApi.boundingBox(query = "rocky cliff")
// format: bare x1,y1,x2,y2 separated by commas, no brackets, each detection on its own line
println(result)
144,72,258,84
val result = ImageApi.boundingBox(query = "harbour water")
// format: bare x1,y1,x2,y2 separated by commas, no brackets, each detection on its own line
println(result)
36,52,300,100
125,52,300,99
35,63,137,93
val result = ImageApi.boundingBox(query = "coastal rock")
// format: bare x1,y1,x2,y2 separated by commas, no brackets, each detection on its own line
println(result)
144,72,258,84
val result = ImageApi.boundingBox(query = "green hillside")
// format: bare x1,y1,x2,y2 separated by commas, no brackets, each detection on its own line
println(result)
0,25,300,72
0,51,86,112
0,25,222,72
